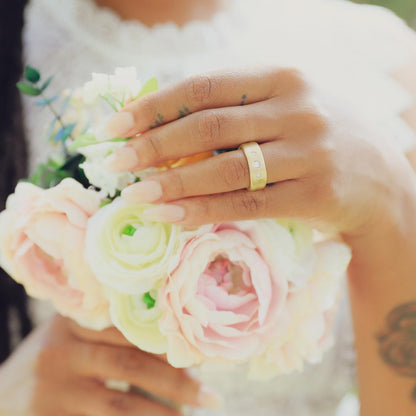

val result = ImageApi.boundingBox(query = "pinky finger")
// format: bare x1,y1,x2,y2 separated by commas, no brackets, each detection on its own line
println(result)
141,178,316,225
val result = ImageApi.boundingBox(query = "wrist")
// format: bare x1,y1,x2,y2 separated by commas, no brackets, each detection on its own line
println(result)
342,172,416,269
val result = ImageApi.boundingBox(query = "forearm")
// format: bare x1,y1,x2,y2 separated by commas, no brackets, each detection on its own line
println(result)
344,189,416,415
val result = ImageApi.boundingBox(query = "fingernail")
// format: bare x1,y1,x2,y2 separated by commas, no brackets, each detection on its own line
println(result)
121,181,163,203
142,204,185,223
96,112,135,141
104,146,138,172
197,385,224,410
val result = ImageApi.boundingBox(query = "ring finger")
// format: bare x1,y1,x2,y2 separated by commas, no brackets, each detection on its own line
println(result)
121,140,309,204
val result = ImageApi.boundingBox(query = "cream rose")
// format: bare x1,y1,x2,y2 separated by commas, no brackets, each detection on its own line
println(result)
106,287,168,354
85,198,182,293
0,179,110,330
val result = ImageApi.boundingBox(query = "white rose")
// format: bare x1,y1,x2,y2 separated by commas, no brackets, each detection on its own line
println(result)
85,198,182,293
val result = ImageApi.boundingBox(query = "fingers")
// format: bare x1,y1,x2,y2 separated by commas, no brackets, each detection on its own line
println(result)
122,141,309,204
72,342,218,408
68,319,134,348
137,179,317,225
107,101,282,172
34,378,182,416
101,68,303,140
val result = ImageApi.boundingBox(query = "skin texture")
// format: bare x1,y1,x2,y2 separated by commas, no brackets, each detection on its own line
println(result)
30,316,203,416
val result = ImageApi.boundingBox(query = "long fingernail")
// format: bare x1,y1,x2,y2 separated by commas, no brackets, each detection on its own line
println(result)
121,181,163,203
96,112,135,141
104,146,138,172
142,204,185,222
197,385,224,410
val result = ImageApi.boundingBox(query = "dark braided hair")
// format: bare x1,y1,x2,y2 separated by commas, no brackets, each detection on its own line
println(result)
0,0,33,364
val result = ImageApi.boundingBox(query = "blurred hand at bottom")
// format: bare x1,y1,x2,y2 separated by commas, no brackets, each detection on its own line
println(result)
0,315,223,416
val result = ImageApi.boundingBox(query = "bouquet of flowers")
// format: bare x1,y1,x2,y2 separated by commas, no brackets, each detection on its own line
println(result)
0,67,351,378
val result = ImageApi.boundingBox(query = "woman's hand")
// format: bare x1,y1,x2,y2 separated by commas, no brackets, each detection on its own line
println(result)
101,67,416,237
0,316,221,416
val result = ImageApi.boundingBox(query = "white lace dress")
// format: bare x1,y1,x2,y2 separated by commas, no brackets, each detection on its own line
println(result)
21,0,416,415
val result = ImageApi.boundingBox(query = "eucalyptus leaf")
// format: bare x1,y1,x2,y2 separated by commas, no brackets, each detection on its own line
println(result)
54,123,76,143
35,96,58,107
135,77,158,99
24,66,41,83
60,94,71,113
17,82,42,96
40,76,54,92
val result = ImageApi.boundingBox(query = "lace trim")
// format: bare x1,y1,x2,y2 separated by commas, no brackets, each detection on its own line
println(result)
36,0,245,58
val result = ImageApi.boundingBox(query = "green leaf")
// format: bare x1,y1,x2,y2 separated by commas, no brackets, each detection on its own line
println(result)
68,133,128,150
29,163,67,189
17,82,42,96
67,133,96,150
121,224,137,237
24,66,41,83
100,200,112,208
135,77,158,99
54,123,76,143
60,93,71,113
59,153,85,171
35,96,58,107
142,292,156,309
40,76,54,92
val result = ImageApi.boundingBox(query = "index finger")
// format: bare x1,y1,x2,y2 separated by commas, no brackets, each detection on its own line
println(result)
97,67,303,140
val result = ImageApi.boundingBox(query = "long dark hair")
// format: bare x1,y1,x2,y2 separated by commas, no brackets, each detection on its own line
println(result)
0,0,33,363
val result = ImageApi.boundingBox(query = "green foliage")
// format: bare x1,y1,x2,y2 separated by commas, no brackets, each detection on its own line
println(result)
351,0,416,27
68,133,128,150
135,77,159,100
35,96,58,107
28,153,90,189
54,123,76,143
40,76,54,92
24,66,41,83
16,82,42,96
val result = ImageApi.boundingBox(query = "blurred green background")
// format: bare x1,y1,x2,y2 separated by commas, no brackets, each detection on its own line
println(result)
351,0,416,27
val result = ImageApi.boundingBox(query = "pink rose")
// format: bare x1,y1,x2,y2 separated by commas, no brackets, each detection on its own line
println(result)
159,221,290,367
249,242,351,378
0,179,110,329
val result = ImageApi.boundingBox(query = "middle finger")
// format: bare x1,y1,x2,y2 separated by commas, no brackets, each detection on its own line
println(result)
105,98,297,172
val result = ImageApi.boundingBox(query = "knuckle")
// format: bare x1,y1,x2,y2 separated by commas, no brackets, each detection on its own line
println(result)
141,135,164,164
138,94,158,123
231,191,266,218
113,348,143,374
311,138,336,170
220,156,249,188
185,75,214,106
107,393,131,412
167,170,186,198
197,111,223,145
271,67,308,96
299,109,329,137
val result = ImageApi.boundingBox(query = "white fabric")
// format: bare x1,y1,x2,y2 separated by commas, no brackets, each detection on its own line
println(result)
21,0,416,415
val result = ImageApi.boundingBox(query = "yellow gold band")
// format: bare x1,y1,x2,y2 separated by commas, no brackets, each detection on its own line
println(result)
239,142,268,191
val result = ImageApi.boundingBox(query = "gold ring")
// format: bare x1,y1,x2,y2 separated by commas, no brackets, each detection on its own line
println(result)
239,142,268,191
